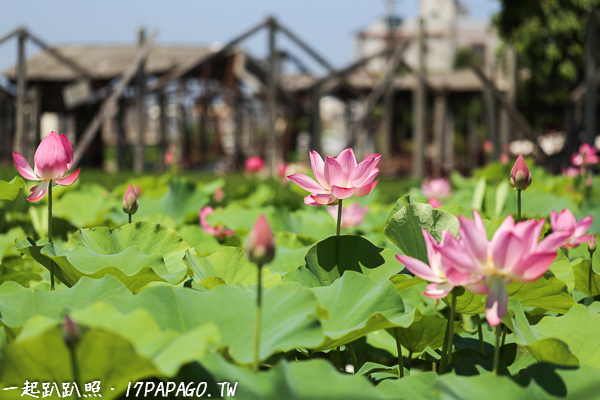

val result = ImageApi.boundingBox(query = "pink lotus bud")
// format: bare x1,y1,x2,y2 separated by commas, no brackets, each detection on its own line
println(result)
510,155,532,190
122,184,139,215
62,315,80,347
500,153,509,165
590,236,597,254
246,215,275,265
587,176,593,188
214,187,225,203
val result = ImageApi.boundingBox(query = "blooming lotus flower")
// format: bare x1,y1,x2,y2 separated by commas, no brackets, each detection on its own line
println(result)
438,211,569,326
247,214,275,265
550,209,594,248
200,206,234,240
422,178,451,208
396,230,480,299
510,155,532,190
288,148,380,206
562,167,581,177
13,131,81,201
326,202,369,228
122,184,139,215
245,156,265,173
571,143,599,167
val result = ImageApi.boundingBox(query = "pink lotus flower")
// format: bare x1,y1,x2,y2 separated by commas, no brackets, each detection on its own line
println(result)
200,206,234,240
245,156,265,173
326,202,369,228
396,230,481,299
500,153,509,165
438,211,569,326
562,167,581,177
421,178,452,208
571,143,599,167
510,154,532,190
247,214,275,265
550,209,594,248
288,148,380,206
13,131,81,201
213,187,225,203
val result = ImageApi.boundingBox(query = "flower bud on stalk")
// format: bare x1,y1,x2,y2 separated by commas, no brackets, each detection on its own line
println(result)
590,236,597,254
510,155,532,190
123,184,139,215
247,215,275,265
62,315,80,347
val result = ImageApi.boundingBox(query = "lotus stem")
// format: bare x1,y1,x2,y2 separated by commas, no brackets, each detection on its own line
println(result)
493,324,501,375
129,214,132,224
48,181,55,291
393,327,405,378
335,347,341,370
517,189,522,222
253,264,263,371
408,350,413,371
336,199,343,237
475,314,485,354
439,289,456,372
348,344,359,374
67,345,80,391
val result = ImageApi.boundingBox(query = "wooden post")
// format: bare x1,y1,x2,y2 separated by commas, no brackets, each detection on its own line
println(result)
585,6,597,145
310,84,323,155
134,27,147,173
412,18,426,178
158,87,167,172
233,88,245,170
432,91,447,176
27,84,41,161
14,30,27,156
443,102,455,174
175,80,186,168
266,20,277,176
467,97,479,171
500,46,516,148
483,64,498,161
116,99,126,170
381,85,394,161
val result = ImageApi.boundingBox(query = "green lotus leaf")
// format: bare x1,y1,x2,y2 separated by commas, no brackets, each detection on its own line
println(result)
310,271,415,351
526,338,580,367
0,275,131,340
375,371,438,400
572,258,600,297
103,283,323,364
0,177,26,201
0,326,158,400
283,235,402,287
198,354,388,400
183,247,281,289
384,203,459,263
177,225,223,256
391,309,464,354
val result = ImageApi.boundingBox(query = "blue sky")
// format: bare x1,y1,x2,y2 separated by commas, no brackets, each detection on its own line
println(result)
0,0,500,77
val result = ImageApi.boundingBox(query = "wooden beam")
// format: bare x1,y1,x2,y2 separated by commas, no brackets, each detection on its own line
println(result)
310,83,323,154
27,30,93,80
412,18,426,178
72,31,157,168
266,20,277,176
158,88,167,172
13,30,27,156
275,21,334,71
134,27,147,173
348,39,411,159
0,26,24,47
470,64,539,149
432,91,447,176
147,17,273,93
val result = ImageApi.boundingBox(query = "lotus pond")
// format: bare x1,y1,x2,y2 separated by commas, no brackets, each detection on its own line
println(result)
0,150,599,399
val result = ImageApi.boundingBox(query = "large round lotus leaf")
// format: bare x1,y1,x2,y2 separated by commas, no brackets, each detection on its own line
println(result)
0,326,158,400
177,225,222,256
269,232,317,274
67,221,192,284
0,177,26,201
447,272,574,315
53,184,116,227
183,248,281,289
376,371,438,399
572,258,600,296
310,271,415,351
384,203,459,263
103,283,323,364
198,354,388,400
0,275,131,340
283,235,402,287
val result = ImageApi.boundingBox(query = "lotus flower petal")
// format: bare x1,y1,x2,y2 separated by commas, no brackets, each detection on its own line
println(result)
55,168,81,186
12,152,40,181
28,180,50,202
288,174,327,194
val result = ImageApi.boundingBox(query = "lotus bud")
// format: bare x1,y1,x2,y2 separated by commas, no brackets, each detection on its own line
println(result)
62,315,80,347
510,155,532,190
590,236,597,254
214,187,225,203
247,215,275,265
122,184,139,215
